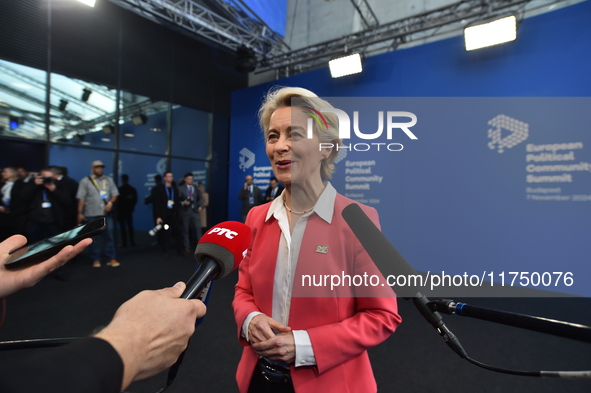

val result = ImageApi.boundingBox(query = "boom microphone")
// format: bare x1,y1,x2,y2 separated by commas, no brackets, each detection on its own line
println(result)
181,221,252,300
341,203,467,359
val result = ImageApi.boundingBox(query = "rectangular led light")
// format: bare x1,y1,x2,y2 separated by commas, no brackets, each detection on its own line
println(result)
77,0,96,7
329,53,363,78
464,15,517,51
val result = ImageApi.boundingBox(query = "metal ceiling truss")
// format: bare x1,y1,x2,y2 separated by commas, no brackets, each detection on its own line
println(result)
350,0,379,29
258,0,539,76
107,0,287,56
107,0,570,79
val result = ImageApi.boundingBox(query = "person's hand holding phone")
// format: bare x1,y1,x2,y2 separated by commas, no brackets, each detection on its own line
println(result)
0,235,92,298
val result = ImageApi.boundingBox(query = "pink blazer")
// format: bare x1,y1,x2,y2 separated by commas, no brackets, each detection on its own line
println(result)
233,193,401,393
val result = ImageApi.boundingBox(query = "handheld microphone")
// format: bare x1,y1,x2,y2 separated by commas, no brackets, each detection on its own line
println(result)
181,221,252,300
167,221,251,387
341,203,467,359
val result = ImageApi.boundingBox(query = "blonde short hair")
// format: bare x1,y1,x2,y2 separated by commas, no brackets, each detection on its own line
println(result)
258,87,342,180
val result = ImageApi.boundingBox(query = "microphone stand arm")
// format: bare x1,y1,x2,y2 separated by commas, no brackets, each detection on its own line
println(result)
429,299,591,344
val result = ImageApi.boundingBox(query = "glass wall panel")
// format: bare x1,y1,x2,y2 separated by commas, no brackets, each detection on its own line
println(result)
0,59,47,140
171,105,212,159
170,157,208,187
48,145,115,185
119,91,168,155
49,72,117,147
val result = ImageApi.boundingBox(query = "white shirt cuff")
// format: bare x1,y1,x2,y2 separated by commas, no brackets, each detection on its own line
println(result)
293,330,316,367
242,311,264,342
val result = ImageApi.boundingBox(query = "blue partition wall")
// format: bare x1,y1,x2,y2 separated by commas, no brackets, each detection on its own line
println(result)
229,2,591,297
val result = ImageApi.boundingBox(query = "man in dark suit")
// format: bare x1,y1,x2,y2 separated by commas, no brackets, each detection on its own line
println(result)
50,166,79,230
265,176,284,202
177,172,203,253
144,174,162,224
0,166,28,240
238,175,263,222
117,174,138,248
22,168,70,243
153,171,181,256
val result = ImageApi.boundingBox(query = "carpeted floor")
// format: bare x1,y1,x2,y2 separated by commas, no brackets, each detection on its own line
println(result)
0,243,590,392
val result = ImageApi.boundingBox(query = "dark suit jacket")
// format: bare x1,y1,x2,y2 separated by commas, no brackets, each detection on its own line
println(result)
265,184,285,201
0,337,123,393
1,179,28,218
21,182,70,228
117,183,138,214
237,185,263,216
153,183,180,221
0,179,29,236
57,175,79,229
177,183,203,215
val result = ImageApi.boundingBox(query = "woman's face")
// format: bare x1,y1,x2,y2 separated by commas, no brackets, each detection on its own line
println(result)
266,106,330,186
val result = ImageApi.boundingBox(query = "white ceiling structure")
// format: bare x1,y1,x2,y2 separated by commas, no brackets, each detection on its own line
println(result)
0,0,586,139
106,0,585,85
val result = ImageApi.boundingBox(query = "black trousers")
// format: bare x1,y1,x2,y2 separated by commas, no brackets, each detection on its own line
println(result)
118,210,135,247
157,210,180,253
248,365,295,393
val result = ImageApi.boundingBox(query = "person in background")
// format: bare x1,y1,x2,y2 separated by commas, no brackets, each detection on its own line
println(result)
17,166,35,183
144,174,162,225
265,176,284,202
0,167,28,240
76,160,120,268
177,173,203,254
197,182,209,233
238,175,263,223
153,171,181,257
0,234,206,393
117,174,138,248
21,168,70,281
50,166,79,231
23,168,69,243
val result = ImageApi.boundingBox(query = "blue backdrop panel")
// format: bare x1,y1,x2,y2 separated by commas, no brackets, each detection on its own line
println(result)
171,106,212,159
118,153,167,231
228,2,591,296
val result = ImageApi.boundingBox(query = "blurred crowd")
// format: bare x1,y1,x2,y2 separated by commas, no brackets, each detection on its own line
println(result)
0,163,210,269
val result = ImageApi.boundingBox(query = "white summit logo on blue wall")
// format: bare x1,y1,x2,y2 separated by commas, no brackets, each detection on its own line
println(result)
239,147,255,171
487,114,529,153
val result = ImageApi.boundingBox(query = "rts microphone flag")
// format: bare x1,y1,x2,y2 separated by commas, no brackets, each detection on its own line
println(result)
181,221,251,300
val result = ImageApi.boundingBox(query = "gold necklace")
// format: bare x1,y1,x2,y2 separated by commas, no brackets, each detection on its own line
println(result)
283,198,313,215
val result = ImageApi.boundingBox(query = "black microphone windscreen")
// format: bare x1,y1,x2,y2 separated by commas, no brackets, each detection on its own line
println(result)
342,203,420,297
194,242,235,279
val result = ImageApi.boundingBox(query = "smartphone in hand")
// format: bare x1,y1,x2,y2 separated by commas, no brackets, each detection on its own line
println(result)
4,218,107,271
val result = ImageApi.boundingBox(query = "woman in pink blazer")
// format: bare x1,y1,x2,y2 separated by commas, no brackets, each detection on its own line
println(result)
233,87,401,393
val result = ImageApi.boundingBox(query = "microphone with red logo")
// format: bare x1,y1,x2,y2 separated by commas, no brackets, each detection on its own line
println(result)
167,221,251,387
181,221,252,300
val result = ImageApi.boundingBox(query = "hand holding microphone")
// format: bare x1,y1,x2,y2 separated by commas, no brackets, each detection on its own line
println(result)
165,221,252,386
95,282,206,390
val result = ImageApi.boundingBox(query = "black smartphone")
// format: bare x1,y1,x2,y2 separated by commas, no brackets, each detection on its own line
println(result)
4,218,107,271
